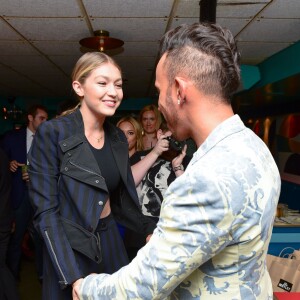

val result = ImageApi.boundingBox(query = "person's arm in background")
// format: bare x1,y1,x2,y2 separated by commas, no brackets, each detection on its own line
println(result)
131,135,169,186
0,132,25,173
172,144,187,177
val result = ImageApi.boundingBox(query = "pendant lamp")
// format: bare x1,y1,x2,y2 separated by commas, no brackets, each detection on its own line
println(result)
79,30,124,52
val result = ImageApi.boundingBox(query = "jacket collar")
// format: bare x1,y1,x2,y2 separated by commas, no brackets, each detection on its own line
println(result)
60,108,129,186
190,114,245,165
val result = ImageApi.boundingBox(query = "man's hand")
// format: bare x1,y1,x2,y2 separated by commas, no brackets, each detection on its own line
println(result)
22,170,30,182
10,160,24,173
72,278,83,300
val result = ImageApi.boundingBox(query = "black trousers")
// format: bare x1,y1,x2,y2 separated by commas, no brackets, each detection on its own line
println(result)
0,229,20,300
7,190,43,280
41,213,129,300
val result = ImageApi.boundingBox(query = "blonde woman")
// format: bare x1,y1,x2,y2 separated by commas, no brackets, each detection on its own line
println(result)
116,116,143,157
139,104,162,150
28,52,156,300
117,115,172,187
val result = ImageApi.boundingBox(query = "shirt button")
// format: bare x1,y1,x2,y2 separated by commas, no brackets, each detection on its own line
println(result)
95,180,99,183
64,167,68,171
67,152,71,156
98,201,103,206
63,143,67,147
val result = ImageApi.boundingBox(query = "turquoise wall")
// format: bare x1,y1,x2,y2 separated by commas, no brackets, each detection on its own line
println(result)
255,40,300,88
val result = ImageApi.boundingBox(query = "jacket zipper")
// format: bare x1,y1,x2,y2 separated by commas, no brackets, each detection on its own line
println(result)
45,230,67,284
69,160,102,178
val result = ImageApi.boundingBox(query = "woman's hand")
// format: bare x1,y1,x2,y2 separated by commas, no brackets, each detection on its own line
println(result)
172,144,187,167
72,278,83,300
152,135,169,157
172,144,187,176
131,134,169,186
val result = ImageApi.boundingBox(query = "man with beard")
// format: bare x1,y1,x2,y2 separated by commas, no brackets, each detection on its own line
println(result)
73,23,281,300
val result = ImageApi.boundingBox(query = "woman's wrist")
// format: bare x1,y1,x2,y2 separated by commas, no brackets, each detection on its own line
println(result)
173,164,184,172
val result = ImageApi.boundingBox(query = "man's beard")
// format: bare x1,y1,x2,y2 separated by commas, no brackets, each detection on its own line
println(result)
164,88,179,137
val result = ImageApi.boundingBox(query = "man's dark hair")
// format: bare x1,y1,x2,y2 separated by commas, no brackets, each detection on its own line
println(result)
159,23,241,102
27,104,48,118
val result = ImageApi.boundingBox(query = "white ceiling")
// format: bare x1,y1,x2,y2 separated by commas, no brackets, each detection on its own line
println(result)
0,0,299,102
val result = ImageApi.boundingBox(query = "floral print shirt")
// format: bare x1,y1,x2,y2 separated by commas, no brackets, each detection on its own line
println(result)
79,114,281,300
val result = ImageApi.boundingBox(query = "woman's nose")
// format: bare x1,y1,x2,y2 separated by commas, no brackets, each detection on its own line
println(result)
107,83,117,97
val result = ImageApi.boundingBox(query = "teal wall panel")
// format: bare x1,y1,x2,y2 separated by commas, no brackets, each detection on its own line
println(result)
255,41,300,88
240,65,261,90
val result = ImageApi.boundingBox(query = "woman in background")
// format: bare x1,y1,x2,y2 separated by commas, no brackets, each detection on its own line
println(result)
28,52,156,300
116,116,143,158
139,104,162,150
117,115,170,186
118,117,187,260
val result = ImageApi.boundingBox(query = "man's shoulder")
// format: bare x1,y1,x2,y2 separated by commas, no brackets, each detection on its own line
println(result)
1,127,26,141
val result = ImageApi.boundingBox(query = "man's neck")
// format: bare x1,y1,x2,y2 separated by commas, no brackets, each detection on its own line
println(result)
27,126,35,134
188,96,234,148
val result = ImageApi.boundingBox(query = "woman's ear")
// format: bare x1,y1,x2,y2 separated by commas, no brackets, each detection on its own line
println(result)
72,81,84,97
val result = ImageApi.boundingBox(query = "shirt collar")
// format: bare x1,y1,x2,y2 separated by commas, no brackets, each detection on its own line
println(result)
26,127,35,138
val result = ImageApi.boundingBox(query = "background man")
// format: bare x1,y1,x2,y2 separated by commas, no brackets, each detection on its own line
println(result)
73,23,280,299
1,104,48,282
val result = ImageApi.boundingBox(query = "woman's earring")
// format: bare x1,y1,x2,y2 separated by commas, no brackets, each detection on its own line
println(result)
177,97,181,105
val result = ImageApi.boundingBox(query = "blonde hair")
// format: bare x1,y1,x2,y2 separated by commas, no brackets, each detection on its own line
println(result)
117,116,144,151
139,104,162,132
62,52,121,116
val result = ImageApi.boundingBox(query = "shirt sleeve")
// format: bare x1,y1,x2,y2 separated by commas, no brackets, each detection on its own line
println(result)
79,163,234,299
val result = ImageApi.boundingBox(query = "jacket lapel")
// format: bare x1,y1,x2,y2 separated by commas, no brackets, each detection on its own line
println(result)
59,110,108,192
105,122,128,185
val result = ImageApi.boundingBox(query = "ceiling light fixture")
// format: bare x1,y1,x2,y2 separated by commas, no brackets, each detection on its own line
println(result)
79,30,124,52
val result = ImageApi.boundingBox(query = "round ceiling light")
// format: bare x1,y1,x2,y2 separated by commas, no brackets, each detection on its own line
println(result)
79,30,124,52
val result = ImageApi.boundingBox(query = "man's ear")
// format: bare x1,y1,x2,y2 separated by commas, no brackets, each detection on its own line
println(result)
175,76,188,102
28,115,33,122
72,81,84,97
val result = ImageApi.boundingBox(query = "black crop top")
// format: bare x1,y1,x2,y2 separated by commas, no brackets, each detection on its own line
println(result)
89,133,121,195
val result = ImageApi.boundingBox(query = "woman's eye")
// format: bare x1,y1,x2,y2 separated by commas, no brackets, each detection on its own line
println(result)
115,84,123,89
128,131,134,136
98,82,106,85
